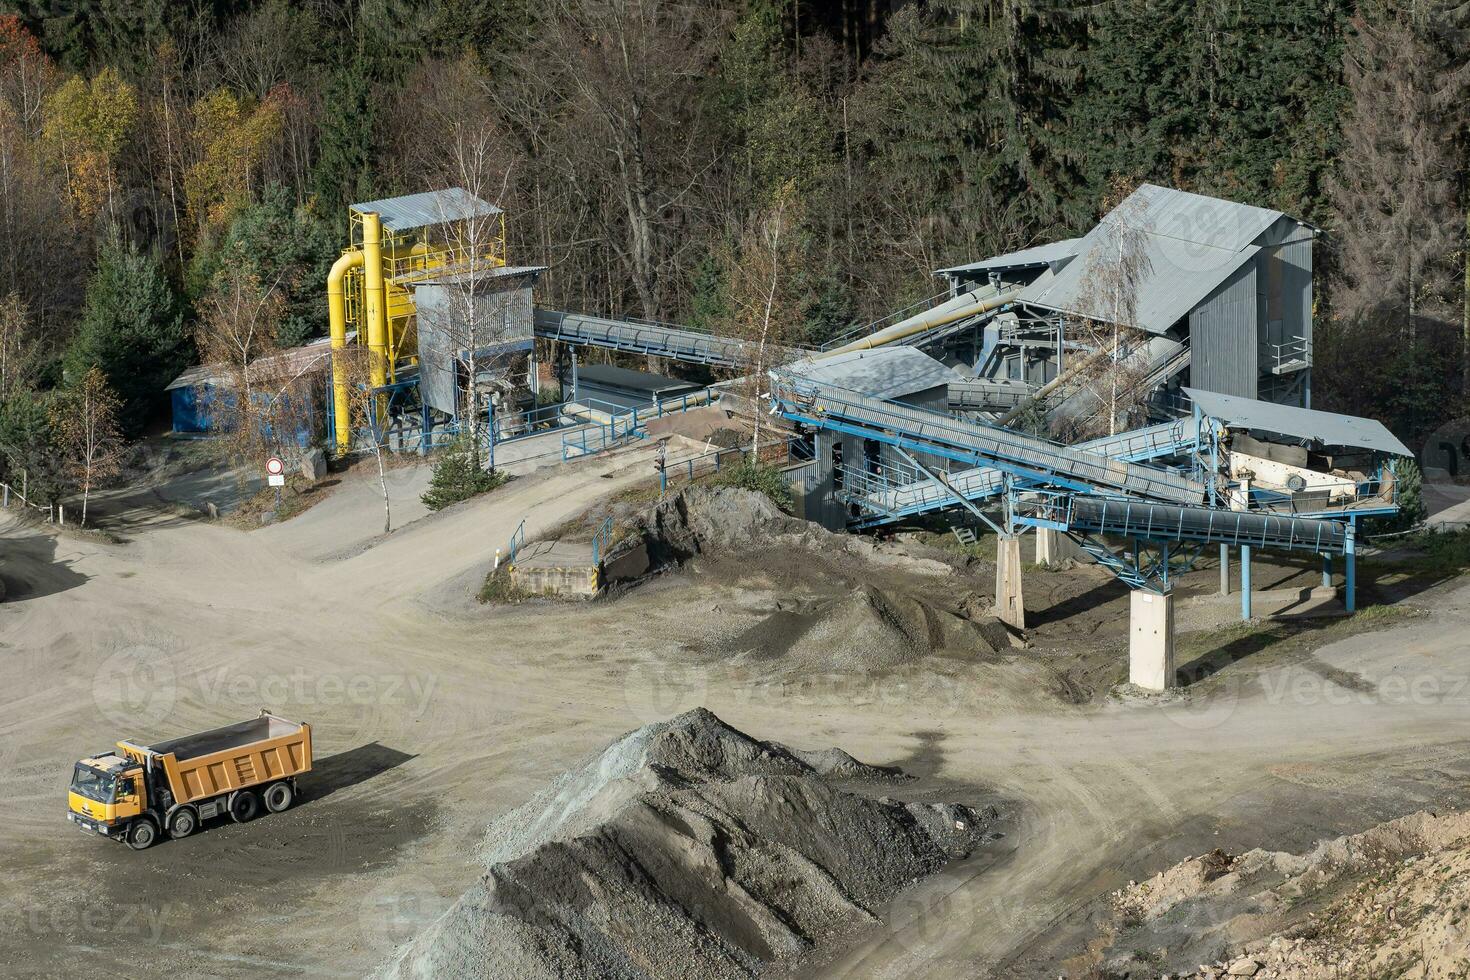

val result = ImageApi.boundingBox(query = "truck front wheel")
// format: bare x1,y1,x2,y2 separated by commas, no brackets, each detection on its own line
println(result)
168,806,198,839
263,781,294,813
126,819,158,850
228,789,259,823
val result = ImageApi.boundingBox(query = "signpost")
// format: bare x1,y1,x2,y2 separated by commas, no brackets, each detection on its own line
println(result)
266,456,285,507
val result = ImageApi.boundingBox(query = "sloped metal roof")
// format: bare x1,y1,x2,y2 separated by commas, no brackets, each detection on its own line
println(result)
787,346,961,401
1184,388,1412,456
1021,235,1259,335
1121,183,1284,252
1017,184,1306,334
350,188,503,233
936,238,1081,276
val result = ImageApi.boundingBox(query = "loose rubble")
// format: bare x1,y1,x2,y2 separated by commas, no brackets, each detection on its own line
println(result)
381,708,999,979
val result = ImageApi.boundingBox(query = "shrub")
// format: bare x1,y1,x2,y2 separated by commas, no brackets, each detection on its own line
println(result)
421,438,507,511
715,457,793,511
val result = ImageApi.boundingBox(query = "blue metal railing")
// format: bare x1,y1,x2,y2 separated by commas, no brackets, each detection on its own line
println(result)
559,389,720,461
591,515,613,565
507,519,526,565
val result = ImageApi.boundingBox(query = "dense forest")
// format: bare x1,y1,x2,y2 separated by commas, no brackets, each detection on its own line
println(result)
0,0,1467,501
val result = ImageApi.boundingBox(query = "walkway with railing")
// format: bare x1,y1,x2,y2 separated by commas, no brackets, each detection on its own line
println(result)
772,373,1205,507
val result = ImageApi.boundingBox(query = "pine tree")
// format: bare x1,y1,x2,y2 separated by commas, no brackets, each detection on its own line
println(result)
64,240,189,436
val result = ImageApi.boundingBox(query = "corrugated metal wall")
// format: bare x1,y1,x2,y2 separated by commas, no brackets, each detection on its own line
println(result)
1189,260,1258,399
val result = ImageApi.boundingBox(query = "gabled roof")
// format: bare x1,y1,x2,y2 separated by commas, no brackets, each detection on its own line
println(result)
1185,388,1411,456
166,335,341,391
936,238,1081,277
787,346,960,401
1017,184,1312,335
350,188,503,233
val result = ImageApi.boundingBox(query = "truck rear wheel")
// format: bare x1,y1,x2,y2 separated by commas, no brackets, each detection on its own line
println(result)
126,819,158,850
168,806,198,840
228,789,259,823
263,781,294,813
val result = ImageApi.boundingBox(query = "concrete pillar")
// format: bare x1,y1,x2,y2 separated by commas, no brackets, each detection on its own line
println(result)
1219,543,1230,595
995,535,1025,630
1035,528,1083,566
1129,590,1176,692
1240,545,1252,620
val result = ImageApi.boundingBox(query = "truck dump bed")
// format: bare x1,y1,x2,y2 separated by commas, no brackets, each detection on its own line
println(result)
119,712,312,806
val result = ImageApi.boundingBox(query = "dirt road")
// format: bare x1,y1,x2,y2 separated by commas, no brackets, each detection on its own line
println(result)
2,450,1468,979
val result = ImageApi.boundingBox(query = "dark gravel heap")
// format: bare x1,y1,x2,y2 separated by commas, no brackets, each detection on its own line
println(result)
381,708,995,980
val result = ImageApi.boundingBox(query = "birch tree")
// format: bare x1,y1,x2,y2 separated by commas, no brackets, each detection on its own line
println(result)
51,366,124,527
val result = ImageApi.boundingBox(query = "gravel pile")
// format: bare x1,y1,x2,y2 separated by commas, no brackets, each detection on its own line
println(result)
380,708,995,980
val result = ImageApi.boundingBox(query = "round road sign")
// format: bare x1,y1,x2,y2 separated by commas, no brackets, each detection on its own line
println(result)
266,456,284,476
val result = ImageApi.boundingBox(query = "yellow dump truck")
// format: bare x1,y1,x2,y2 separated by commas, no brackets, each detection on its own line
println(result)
67,710,312,850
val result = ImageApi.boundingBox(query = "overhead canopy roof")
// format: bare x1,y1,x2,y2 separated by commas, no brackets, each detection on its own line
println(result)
350,188,503,233
789,346,960,401
936,238,1081,277
1017,184,1308,334
1184,388,1412,456
409,265,547,288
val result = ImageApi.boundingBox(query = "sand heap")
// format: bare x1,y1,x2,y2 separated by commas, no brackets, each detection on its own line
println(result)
1086,809,1470,979
381,708,995,980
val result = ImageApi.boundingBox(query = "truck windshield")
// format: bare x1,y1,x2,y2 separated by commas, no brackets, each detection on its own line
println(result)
70,765,115,803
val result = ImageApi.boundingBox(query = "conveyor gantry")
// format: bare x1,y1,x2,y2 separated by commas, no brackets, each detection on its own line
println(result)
771,373,1207,506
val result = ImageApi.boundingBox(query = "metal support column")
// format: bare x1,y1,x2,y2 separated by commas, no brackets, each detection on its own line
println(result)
1345,522,1356,613
570,348,579,401
1219,543,1230,595
1321,554,1332,589
1240,545,1252,620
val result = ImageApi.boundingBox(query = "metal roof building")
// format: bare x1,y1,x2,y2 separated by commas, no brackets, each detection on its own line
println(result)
947,184,1319,410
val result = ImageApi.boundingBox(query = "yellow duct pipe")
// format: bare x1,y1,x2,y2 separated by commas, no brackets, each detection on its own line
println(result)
814,286,1021,360
361,211,388,393
327,247,364,452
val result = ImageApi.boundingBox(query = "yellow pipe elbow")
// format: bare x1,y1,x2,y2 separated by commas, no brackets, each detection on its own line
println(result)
328,248,364,452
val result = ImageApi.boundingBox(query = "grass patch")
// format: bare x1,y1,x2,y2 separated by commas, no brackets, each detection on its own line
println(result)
225,474,330,528
1370,527,1470,578
1175,602,1425,688
478,567,535,604
712,458,794,511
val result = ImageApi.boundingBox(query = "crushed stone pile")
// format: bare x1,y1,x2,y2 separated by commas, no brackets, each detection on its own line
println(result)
1085,809,1470,979
714,583,1008,673
608,487,955,577
381,708,996,980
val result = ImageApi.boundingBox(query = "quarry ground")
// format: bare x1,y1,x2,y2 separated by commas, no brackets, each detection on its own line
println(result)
2,441,1469,979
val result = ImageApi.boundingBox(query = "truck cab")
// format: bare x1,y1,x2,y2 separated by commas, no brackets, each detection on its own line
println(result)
68,753,157,849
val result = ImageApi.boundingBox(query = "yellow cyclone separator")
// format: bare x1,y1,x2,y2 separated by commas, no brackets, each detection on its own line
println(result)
328,247,364,452
361,211,388,393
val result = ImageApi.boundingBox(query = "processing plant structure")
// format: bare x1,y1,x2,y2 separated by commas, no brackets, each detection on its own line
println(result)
309,182,1410,691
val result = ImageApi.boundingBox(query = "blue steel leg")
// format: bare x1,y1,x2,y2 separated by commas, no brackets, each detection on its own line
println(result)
421,400,431,456
1345,522,1356,613
1241,545,1252,620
